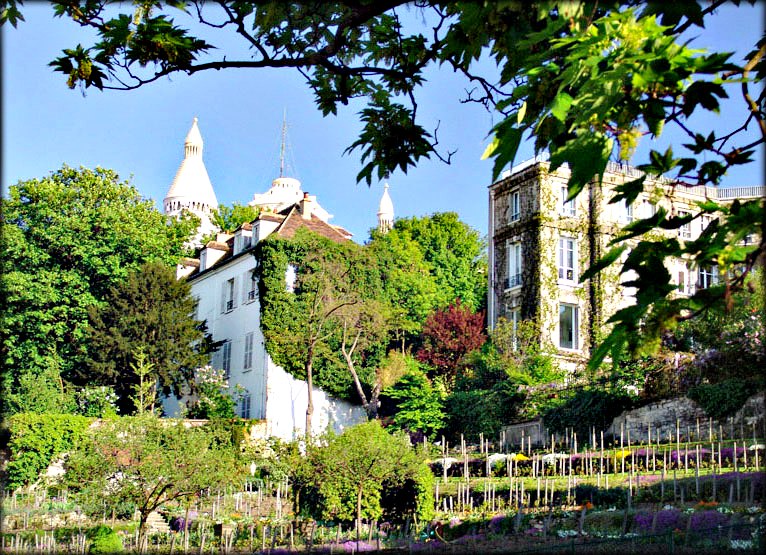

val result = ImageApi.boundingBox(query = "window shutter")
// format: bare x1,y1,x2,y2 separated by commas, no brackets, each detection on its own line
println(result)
220,282,227,313
231,277,238,309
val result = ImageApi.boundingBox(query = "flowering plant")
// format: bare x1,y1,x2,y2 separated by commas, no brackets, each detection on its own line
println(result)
185,366,243,418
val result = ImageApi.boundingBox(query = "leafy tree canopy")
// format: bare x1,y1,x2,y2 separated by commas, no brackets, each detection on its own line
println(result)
210,202,261,233
64,415,243,551
415,300,486,388
7,0,762,365
293,420,432,526
367,212,487,345
85,261,219,414
1,166,196,414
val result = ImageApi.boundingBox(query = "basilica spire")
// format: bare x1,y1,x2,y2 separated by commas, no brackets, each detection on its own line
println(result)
163,117,219,244
377,182,394,233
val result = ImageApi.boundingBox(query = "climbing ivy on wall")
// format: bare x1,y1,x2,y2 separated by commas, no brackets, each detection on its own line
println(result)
254,228,386,401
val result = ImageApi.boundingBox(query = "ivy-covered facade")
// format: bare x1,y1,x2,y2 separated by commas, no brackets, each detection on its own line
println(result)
488,159,764,371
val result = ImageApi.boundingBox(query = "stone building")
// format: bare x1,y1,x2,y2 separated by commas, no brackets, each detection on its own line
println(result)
487,158,764,370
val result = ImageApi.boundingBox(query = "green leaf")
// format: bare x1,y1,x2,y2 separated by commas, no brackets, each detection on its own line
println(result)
580,244,628,282
549,92,573,122
549,133,612,198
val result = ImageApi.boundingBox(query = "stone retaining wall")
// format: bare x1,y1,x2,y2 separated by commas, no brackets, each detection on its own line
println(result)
500,392,765,449
605,392,765,443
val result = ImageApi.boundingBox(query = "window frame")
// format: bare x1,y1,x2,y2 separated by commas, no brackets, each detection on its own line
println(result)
508,190,520,222
558,303,579,351
560,185,576,217
558,237,577,283
222,340,232,378
243,332,254,371
506,241,522,290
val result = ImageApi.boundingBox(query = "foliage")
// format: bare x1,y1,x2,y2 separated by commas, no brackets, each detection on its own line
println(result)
293,421,431,525
75,386,119,418
184,365,242,419
65,415,244,550
387,213,487,313
415,300,486,386
381,359,445,440
542,388,636,439
687,379,755,420
256,228,387,409
672,269,765,383
129,350,157,415
210,202,261,234
4,412,93,491
1,166,195,414
490,318,564,386
85,262,218,414
2,357,77,416
87,525,123,554
9,1,761,369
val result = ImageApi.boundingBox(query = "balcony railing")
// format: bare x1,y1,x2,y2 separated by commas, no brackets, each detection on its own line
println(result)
505,273,522,289
247,289,256,301
226,300,234,311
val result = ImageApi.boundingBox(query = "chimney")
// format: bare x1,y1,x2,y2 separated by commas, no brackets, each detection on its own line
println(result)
300,192,313,220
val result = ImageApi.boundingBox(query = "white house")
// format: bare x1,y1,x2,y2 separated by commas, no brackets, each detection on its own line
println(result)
162,118,394,440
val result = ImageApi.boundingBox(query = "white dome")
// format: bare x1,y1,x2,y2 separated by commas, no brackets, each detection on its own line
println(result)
377,182,394,233
164,117,218,211
378,183,394,218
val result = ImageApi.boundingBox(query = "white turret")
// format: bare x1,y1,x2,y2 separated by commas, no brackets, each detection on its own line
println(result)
163,117,219,244
377,182,394,233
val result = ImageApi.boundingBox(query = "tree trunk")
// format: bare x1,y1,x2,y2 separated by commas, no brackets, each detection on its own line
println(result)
342,349,373,418
305,354,314,438
138,511,149,555
356,487,363,546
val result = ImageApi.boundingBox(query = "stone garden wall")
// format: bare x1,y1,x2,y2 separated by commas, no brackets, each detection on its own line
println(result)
605,392,765,443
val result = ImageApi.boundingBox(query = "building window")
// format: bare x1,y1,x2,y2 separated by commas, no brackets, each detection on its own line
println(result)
678,271,686,294
244,269,257,302
510,307,521,351
506,242,522,289
285,264,297,293
239,393,251,419
678,210,692,239
622,200,634,224
697,265,719,289
559,304,579,350
558,237,577,282
560,185,576,217
222,278,236,312
243,332,254,370
507,191,520,222
222,341,231,378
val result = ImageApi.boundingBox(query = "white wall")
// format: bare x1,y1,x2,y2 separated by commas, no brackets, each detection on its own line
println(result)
264,358,367,440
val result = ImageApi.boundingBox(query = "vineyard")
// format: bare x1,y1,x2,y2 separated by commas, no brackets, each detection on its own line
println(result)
2,418,765,554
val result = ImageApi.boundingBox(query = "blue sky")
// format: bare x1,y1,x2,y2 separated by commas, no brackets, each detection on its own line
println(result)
3,3,764,242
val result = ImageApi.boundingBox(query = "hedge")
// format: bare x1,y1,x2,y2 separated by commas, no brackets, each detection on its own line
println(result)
4,413,94,491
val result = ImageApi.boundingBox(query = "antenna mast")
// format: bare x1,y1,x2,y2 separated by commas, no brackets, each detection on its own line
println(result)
279,109,287,177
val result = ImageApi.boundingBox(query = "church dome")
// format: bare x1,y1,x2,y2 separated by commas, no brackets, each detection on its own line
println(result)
164,117,218,213
377,182,394,232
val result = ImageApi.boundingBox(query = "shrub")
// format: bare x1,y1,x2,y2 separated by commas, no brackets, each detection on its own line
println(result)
542,389,635,439
687,379,753,420
574,484,629,509
87,525,123,554
4,413,93,491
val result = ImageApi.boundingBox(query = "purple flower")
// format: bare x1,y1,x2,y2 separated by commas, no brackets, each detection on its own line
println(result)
340,540,376,552
689,510,729,531
489,514,506,534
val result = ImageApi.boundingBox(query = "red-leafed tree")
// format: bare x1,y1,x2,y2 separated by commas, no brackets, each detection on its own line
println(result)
416,300,486,387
